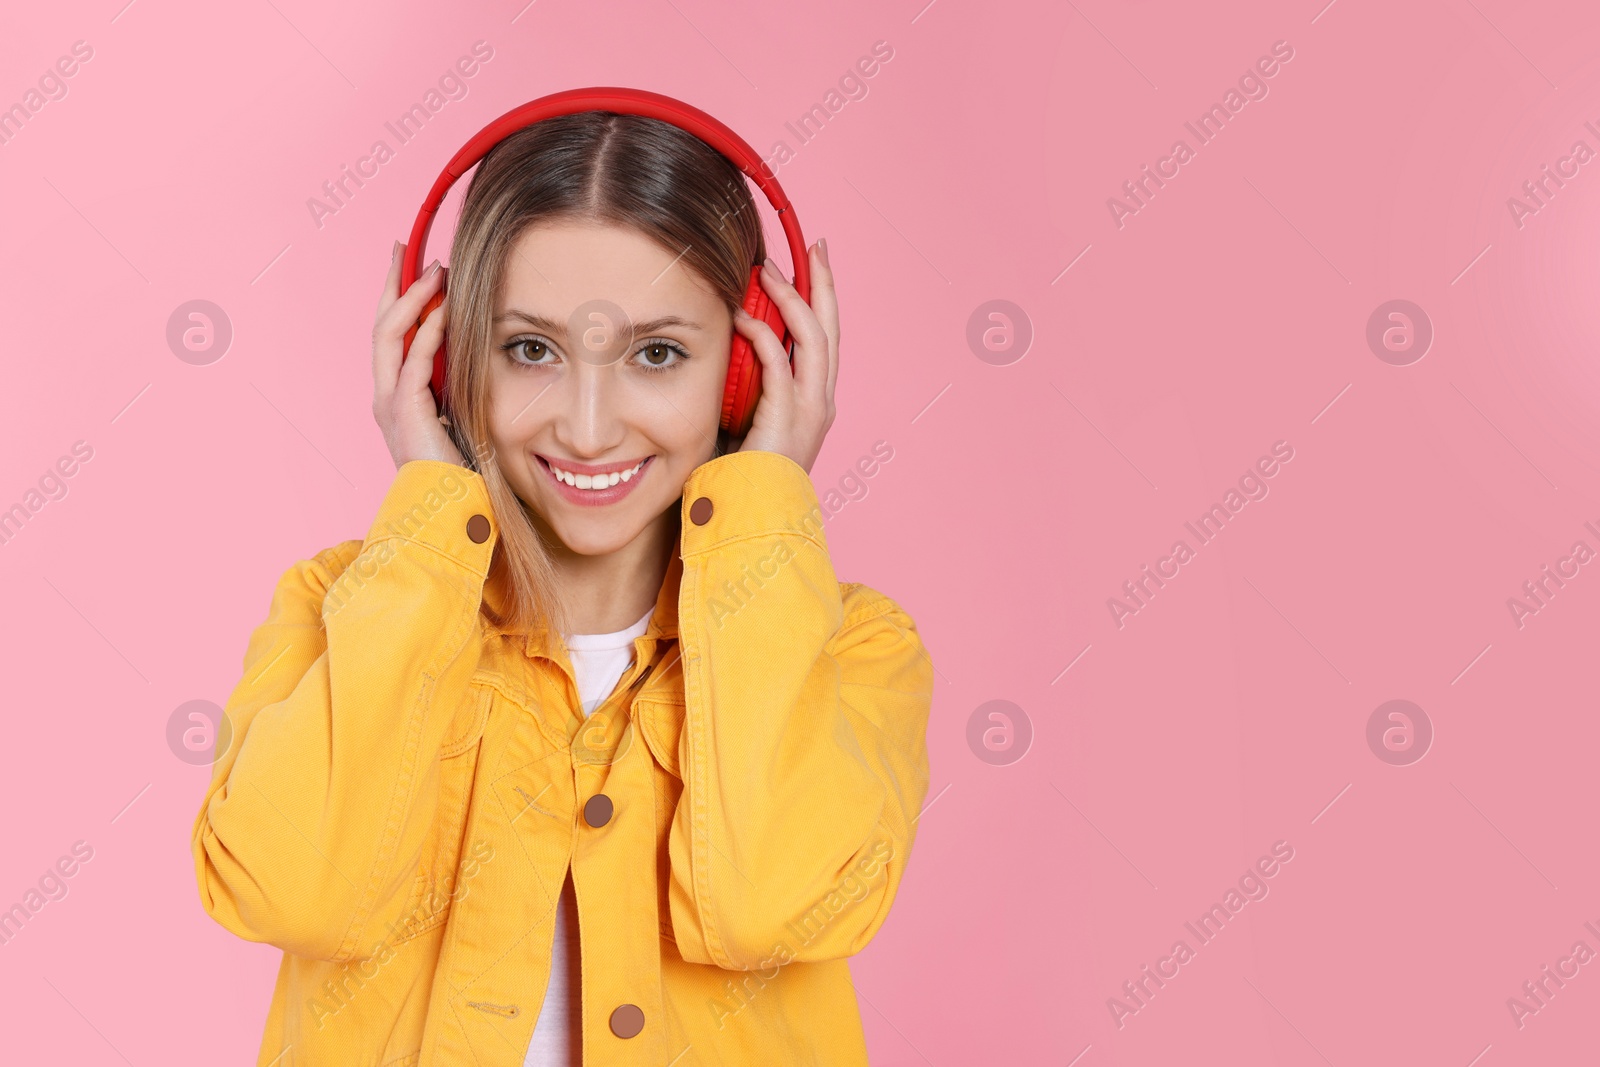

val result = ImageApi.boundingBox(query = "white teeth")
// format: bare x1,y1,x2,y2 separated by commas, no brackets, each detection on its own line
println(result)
548,459,644,491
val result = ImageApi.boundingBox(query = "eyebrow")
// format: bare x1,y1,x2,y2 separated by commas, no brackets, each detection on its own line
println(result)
494,309,705,334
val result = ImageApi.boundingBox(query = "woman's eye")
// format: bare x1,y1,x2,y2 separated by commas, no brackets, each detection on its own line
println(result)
634,342,687,371
504,338,555,366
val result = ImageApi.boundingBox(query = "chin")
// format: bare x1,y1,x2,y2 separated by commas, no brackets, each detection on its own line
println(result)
547,522,644,557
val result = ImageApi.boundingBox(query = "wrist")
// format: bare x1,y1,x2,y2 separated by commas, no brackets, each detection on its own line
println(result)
735,439,814,475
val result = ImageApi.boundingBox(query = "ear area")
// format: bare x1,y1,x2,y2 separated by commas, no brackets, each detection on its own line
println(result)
721,264,769,435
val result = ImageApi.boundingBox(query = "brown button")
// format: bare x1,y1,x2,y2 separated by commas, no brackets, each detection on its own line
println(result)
689,496,714,525
583,793,613,828
609,1003,644,1039
466,514,491,543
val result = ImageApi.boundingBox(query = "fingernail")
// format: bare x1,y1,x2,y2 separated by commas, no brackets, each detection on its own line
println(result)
763,256,779,273
391,240,401,262
426,259,441,276
817,237,829,267
734,306,751,319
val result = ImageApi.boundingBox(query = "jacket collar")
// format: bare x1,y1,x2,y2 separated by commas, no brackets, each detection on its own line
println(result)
481,531,683,659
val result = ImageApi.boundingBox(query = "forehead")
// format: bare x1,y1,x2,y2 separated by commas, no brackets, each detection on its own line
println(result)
497,219,723,325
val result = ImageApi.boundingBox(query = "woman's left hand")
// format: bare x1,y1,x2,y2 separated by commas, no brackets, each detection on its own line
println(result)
733,239,837,474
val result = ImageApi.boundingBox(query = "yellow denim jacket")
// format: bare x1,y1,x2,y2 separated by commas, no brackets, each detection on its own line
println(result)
191,449,933,1065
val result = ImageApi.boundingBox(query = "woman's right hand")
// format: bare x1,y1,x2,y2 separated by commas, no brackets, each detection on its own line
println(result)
372,240,466,470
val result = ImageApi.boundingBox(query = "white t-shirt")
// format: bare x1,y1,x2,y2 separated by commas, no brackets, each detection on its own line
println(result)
522,605,654,1067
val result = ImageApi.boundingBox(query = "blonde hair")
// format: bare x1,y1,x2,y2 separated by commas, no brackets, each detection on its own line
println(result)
439,111,767,634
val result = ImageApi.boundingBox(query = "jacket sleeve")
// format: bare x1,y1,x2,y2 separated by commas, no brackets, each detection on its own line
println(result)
191,459,498,962
665,449,934,970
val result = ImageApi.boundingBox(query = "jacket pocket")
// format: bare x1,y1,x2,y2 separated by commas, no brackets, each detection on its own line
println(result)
635,696,685,777
386,686,490,951
636,697,685,941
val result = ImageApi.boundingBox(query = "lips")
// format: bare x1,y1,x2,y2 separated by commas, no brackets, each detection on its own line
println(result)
544,457,647,490
536,454,653,507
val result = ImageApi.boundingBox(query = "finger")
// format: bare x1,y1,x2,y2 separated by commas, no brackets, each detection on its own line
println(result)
733,308,794,415
373,241,405,388
759,256,829,398
806,240,840,404
378,240,404,315
399,303,447,404
373,260,442,400
376,258,444,343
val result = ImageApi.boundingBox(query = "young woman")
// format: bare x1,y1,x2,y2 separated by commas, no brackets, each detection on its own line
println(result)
192,108,933,1066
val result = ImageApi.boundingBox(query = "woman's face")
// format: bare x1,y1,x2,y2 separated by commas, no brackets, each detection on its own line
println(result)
485,219,733,557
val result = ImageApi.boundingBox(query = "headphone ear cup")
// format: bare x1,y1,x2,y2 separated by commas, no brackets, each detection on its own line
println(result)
721,264,770,436
722,264,794,436
722,333,757,436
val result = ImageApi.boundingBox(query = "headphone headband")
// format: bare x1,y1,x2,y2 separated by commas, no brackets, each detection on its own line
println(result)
400,86,811,402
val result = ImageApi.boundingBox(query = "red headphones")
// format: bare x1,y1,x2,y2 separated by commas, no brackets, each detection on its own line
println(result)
399,86,811,438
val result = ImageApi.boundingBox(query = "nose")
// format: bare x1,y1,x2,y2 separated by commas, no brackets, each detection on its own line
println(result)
556,358,627,458
551,302,637,458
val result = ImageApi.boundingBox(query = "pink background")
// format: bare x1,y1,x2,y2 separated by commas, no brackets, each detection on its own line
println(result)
2,0,1597,1063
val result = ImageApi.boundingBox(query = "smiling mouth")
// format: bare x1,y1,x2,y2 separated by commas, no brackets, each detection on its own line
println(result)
536,455,652,491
